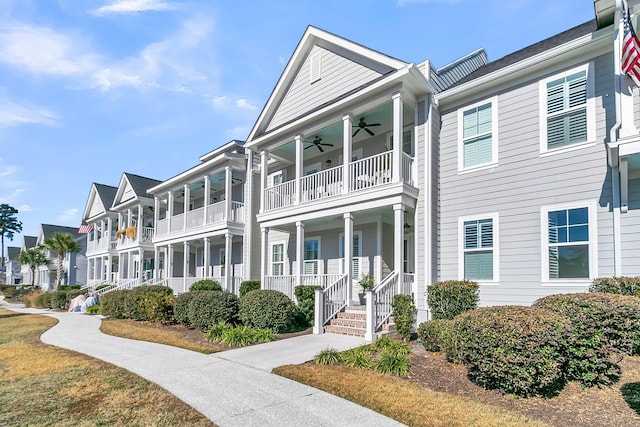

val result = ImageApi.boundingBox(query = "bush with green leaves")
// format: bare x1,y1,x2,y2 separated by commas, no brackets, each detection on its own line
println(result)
589,277,640,297
294,285,320,327
315,348,342,365
239,281,260,297
174,292,196,326
12,286,37,302
205,322,275,347
58,285,81,291
188,291,239,331
391,294,416,340
40,293,51,309
342,347,373,369
1,286,17,298
239,290,297,333
189,279,222,291
85,305,100,314
450,305,571,397
427,280,479,320
49,291,69,310
101,289,132,319
375,347,412,376
134,286,174,323
417,319,454,352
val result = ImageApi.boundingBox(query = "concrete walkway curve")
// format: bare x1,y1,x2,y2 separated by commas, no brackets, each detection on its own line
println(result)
2,304,404,427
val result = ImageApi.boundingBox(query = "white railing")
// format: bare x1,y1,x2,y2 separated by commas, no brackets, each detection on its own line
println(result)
87,238,110,253
300,274,345,288
319,274,348,327
372,271,399,330
171,213,185,232
402,273,414,296
300,166,343,203
186,206,205,229
141,227,154,242
264,180,296,211
263,275,296,299
98,277,141,296
207,201,226,224
109,241,117,249
402,152,414,186
231,201,244,223
156,218,169,236
350,151,393,192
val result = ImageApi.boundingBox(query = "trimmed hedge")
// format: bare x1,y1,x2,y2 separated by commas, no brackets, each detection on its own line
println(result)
391,294,417,340
239,281,260,297
101,286,174,323
294,285,320,327
101,289,131,319
174,292,196,326
239,290,296,333
49,291,69,310
187,291,239,331
590,277,640,297
450,305,571,397
417,319,453,352
1,286,17,298
427,280,479,320
190,279,222,291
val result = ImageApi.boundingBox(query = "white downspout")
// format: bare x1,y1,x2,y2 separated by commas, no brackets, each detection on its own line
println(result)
612,0,623,276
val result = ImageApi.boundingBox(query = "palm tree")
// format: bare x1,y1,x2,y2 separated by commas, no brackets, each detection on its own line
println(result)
16,246,48,287
0,204,22,268
44,232,81,289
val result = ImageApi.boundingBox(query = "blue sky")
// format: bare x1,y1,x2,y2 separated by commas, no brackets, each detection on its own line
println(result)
1,0,595,250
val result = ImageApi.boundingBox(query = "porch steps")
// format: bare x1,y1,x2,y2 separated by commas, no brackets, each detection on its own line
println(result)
324,305,397,339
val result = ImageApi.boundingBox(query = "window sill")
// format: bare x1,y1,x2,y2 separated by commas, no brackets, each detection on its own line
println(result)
539,140,595,157
457,162,498,175
476,280,500,286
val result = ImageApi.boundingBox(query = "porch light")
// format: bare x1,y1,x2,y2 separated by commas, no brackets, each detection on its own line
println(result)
404,221,411,233
325,159,332,168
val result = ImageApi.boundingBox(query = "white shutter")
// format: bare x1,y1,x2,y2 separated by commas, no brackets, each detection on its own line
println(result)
309,51,322,83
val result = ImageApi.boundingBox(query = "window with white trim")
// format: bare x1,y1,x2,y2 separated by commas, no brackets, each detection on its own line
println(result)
339,231,362,279
458,213,499,282
386,128,413,156
539,64,594,153
304,238,320,275
457,97,498,171
269,170,284,187
271,243,284,276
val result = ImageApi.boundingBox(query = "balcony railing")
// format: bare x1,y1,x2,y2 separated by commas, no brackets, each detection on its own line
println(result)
263,151,414,213
116,227,154,247
155,200,245,238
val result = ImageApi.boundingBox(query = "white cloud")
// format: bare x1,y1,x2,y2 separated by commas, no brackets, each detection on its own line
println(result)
17,204,34,212
93,0,177,16
57,208,79,222
0,95,59,128
236,98,256,111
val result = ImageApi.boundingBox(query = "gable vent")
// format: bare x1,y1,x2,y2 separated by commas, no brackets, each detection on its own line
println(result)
309,51,322,84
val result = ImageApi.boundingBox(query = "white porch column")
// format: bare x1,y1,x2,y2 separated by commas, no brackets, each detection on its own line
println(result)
225,233,232,291
93,259,99,282
168,244,174,280
127,208,133,227
225,166,233,221
260,150,268,213
107,254,113,282
154,246,159,281
138,248,144,280
153,197,159,231
260,227,269,286
128,252,134,279
343,113,352,194
344,212,353,303
117,212,123,233
107,217,113,247
203,237,210,278
137,204,143,241
183,184,190,230
375,217,383,283
393,204,405,293
183,241,190,293
295,134,304,205
392,91,403,183
296,221,305,286
167,191,174,232
100,220,105,245
203,175,210,224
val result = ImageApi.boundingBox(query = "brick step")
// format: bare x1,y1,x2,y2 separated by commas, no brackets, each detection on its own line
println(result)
345,305,365,312
335,311,366,321
328,317,366,328
324,324,366,337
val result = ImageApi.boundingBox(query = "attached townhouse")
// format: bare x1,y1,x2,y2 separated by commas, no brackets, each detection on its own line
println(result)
4,246,21,285
33,224,87,291
19,236,37,285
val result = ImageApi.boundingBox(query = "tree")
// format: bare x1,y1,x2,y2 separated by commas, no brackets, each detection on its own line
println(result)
17,246,48,287
44,232,81,289
0,204,22,268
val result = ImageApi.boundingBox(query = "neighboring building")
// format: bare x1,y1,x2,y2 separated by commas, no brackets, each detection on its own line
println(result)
5,246,21,285
148,141,248,294
34,224,87,291
19,236,37,285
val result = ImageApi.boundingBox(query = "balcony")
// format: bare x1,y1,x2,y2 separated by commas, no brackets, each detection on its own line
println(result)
115,226,154,248
155,200,245,238
263,151,414,213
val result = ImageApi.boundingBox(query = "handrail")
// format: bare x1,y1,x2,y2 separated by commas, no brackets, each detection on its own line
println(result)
320,274,348,326
350,151,392,192
372,271,400,330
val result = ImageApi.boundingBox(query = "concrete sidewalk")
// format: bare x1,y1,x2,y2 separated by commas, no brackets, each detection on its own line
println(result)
2,303,403,427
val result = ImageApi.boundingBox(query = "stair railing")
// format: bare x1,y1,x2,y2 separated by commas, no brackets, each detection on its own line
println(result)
364,271,399,341
313,274,348,334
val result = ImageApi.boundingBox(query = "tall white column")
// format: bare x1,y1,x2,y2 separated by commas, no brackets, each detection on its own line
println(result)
203,175,210,224
393,204,405,292
376,217,383,283
107,254,113,282
138,248,144,279
183,241,190,293
295,134,304,205
183,184,190,230
260,227,269,286
154,246,159,281
203,237,210,278
137,204,143,240
153,197,159,230
107,217,113,246
344,213,353,303
225,233,232,291
167,191,174,232
296,221,305,287
93,259,99,281
343,114,352,194
127,208,133,227
168,244,174,280
260,150,268,213
225,166,233,221
392,91,403,183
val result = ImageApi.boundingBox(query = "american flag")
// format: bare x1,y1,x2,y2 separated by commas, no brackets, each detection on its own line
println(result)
78,224,93,234
622,0,640,86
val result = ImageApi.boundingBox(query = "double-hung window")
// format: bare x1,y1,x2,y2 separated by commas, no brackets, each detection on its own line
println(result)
540,64,594,153
541,201,597,283
458,97,498,171
459,213,499,282
271,243,284,276
304,238,320,275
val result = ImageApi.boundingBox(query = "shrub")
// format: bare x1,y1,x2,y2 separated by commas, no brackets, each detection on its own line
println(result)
417,319,454,352
391,294,416,340
49,291,69,310
427,280,479,320
205,322,275,347
190,279,222,291
100,290,130,319
85,305,100,314
40,293,52,309
239,281,260,297
375,348,413,377
174,292,196,326
342,347,373,369
58,285,81,291
134,286,174,323
451,305,571,397
590,277,640,297
315,348,342,365
188,291,239,331
205,321,232,341
2,286,17,298
25,291,44,308
239,290,297,333
13,286,37,302
294,285,320,327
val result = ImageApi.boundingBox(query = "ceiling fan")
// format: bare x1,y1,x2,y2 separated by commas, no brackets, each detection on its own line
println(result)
304,136,334,153
352,117,380,137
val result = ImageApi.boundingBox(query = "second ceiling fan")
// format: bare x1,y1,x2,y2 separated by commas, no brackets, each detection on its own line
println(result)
305,136,334,152
353,117,380,137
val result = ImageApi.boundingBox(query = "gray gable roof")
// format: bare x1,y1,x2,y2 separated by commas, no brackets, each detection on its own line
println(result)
7,246,20,260
429,49,488,92
41,224,80,239
450,20,598,89
94,183,117,210
24,236,37,249
124,173,162,199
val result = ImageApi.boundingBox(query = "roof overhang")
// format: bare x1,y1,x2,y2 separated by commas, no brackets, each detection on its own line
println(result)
595,0,616,28
199,140,245,162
